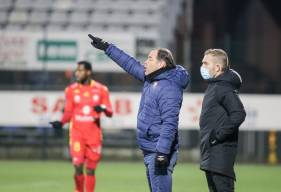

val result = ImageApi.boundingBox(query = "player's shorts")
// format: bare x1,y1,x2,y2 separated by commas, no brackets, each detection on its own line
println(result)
70,131,102,169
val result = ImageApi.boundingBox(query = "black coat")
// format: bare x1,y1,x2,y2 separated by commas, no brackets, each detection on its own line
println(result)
199,69,246,179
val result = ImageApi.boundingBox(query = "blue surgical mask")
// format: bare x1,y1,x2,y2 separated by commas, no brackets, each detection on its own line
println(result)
200,66,213,80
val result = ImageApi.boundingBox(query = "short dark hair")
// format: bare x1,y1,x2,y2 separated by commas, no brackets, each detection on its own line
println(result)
157,48,176,68
77,60,92,71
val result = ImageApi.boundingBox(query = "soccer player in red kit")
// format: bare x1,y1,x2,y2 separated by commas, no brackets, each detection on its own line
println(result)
50,61,113,192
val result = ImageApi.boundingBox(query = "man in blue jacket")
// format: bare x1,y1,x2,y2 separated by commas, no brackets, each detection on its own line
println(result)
88,34,189,192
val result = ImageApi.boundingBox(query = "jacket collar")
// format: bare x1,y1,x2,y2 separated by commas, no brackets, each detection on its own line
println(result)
145,67,173,82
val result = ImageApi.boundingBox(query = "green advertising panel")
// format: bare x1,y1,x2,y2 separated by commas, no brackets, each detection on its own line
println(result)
37,40,77,62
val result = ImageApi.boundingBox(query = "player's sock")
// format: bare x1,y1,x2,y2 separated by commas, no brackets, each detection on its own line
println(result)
74,174,84,192
85,175,96,192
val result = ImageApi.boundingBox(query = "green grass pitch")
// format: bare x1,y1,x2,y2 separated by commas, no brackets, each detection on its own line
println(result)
0,160,280,192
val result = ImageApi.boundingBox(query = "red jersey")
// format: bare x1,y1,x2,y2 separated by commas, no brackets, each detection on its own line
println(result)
61,80,112,135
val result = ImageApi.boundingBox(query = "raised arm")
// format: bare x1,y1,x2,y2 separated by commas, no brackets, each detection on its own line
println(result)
88,34,145,82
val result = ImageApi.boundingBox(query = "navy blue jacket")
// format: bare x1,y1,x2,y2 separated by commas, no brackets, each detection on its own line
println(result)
105,44,189,154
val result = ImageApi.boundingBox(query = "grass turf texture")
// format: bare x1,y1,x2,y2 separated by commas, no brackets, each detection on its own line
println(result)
0,160,280,192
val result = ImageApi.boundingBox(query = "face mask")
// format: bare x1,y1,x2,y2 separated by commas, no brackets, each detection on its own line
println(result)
200,66,213,80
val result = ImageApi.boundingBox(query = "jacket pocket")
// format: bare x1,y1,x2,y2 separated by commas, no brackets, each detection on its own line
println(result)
146,123,160,141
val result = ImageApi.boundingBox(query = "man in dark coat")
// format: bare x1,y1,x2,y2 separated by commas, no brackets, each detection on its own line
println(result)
88,34,190,192
199,49,246,192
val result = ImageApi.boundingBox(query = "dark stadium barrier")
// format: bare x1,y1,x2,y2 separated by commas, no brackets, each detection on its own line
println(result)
0,127,281,164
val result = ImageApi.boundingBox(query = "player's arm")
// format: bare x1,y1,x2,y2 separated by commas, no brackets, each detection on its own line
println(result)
94,86,113,117
88,34,145,82
50,87,74,129
61,87,74,124
101,86,113,117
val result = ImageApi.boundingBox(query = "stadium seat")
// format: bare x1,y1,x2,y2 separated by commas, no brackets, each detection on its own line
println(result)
29,11,49,25
90,12,110,25
4,24,24,31
9,10,29,25
86,24,111,32
65,24,86,31
130,13,159,25
31,0,54,11
69,11,89,25
73,0,96,12
0,0,14,11
53,0,74,11
14,0,33,11
49,11,69,25
0,12,8,25
24,24,45,31
46,23,66,31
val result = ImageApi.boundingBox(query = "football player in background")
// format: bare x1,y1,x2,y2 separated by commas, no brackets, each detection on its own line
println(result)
50,60,113,192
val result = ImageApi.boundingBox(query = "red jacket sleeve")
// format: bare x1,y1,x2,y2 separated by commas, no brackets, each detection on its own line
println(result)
61,87,74,124
101,86,113,117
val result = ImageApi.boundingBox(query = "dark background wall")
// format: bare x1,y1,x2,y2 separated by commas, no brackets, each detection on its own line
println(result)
188,0,281,93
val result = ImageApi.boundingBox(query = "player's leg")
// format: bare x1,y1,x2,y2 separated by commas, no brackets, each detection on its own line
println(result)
85,166,96,192
144,151,177,192
205,171,217,192
157,151,177,192
209,171,234,192
143,152,153,192
74,164,84,192
145,163,153,192
70,136,86,192
84,143,102,192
